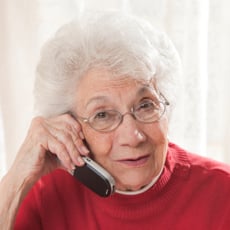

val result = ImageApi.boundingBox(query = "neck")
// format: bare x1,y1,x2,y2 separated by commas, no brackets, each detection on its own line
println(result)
115,167,163,196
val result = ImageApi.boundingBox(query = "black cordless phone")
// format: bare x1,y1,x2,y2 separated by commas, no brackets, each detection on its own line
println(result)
73,156,116,197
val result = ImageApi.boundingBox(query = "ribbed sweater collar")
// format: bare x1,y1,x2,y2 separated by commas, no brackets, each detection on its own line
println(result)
88,142,191,218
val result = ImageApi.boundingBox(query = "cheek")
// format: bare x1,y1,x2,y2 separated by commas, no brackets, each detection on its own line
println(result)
82,127,112,157
152,118,168,142
146,119,168,145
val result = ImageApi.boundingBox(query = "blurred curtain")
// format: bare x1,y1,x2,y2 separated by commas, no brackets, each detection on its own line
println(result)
0,105,6,177
1,0,230,178
0,0,37,179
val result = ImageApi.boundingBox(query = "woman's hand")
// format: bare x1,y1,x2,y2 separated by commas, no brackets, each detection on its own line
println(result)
12,114,89,185
0,114,89,229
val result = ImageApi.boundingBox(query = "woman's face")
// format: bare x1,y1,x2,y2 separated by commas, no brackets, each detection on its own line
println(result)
74,68,168,191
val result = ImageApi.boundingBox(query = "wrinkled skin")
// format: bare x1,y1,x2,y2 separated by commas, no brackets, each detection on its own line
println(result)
74,68,169,191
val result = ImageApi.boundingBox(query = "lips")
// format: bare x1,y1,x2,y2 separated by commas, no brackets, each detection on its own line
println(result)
117,155,150,167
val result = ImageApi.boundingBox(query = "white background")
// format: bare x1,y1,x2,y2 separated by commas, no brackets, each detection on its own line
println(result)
1,0,230,178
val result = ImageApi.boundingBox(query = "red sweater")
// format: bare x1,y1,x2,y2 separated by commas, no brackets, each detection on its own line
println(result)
15,143,230,229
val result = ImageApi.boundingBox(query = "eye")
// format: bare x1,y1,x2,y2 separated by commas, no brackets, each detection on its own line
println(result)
90,110,120,129
93,111,110,120
137,100,156,111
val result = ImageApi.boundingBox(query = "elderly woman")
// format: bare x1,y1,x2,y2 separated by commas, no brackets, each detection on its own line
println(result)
1,11,230,230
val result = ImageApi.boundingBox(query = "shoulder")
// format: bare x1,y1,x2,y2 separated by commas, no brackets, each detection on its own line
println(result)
168,142,230,180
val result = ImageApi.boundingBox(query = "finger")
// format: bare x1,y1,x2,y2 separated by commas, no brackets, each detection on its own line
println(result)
25,116,80,175
44,132,77,170
47,115,89,155
71,133,90,156
50,113,85,140
47,125,86,167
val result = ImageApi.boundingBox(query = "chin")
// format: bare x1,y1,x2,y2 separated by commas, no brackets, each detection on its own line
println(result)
117,184,141,192
116,174,152,191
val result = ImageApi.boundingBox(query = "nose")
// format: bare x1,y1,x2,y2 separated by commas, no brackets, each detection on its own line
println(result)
116,113,146,147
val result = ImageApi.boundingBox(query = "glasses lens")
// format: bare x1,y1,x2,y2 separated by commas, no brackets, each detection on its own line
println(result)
85,96,168,132
134,100,165,122
89,110,121,131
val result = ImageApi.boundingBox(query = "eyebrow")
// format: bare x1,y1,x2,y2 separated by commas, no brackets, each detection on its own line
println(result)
137,85,156,96
85,96,109,108
86,85,157,108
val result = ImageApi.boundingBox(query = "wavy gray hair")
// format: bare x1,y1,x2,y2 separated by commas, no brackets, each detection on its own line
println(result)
34,11,181,117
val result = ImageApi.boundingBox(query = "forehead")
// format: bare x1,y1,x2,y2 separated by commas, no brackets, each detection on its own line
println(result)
78,68,141,89
75,68,155,109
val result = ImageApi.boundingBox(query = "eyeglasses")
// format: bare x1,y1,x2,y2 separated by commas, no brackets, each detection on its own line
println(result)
77,93,169,133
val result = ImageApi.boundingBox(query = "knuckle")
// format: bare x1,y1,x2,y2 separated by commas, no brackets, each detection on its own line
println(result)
63,123,73,132
74,122,82,132
60,113,75,123
69,144,78,156
74,137,83,146
61,113,72,119
55,131,76,153
29,117,47,138
59,151,72,165
61,130,72,141
56,142,67,155
63,153,71,163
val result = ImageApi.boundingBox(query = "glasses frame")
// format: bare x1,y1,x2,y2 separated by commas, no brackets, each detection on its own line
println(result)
77,92,170,133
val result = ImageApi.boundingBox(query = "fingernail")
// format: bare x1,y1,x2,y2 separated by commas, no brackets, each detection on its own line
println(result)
71,164,76,170
79,131,84,139
80,145,89,155
78,156,85,166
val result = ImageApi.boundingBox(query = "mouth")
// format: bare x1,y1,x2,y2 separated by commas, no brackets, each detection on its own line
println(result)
117,155,150,167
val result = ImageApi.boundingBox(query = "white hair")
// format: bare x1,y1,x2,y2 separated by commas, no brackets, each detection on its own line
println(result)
34,10,181,117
